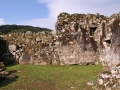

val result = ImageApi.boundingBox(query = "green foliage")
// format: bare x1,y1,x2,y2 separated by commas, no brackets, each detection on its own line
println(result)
0,31,2,35
0,65,102,90
0,25,52,34
8,29,27,34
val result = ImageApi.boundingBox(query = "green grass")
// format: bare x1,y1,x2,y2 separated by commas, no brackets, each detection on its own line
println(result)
0,65,102,90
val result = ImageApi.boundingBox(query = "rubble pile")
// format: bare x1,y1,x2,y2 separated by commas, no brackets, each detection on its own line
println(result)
0,62,7,83
91,64,120,90
0,62,17,84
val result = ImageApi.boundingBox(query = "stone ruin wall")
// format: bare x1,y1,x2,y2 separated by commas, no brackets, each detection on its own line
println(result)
95,13,120,66
0,12,120,66
54,12,120,66
54,13,105,65
0,31,54,65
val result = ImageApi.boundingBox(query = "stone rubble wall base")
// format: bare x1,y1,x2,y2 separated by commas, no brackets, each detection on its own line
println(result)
89,64,120,90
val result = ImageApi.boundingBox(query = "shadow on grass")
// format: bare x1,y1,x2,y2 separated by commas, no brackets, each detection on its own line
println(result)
0,70,18,88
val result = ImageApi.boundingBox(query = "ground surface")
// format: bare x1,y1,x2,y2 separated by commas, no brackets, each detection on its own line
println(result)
0,65,102,90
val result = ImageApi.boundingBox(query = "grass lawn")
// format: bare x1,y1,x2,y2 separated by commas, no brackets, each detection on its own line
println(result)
0,65,102,90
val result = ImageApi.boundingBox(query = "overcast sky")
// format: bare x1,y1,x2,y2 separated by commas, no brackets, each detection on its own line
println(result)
0,0,120,30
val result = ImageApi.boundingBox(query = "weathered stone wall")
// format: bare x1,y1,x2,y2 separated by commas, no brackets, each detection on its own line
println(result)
54,12,106,65
53,12,120,66
0,12,119,66
98,14,120,66
110,17,120,66
0,31,53,65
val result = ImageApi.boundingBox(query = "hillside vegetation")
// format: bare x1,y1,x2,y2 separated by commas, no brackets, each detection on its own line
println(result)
0,25,52,34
